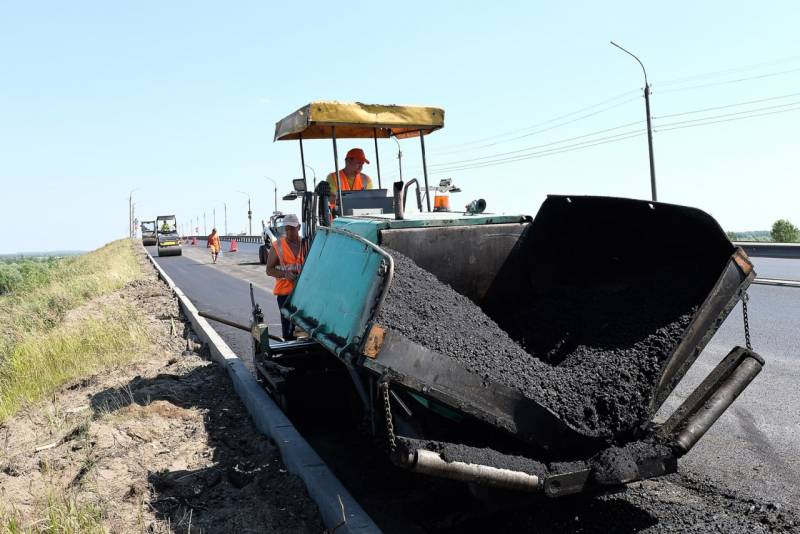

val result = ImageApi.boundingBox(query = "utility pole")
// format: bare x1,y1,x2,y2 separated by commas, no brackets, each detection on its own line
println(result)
265,177,278,214
611,41,657,201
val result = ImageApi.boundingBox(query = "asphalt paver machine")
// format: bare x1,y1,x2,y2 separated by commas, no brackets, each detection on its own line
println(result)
249,101,764,497
141,220,157,246
155,215,182,257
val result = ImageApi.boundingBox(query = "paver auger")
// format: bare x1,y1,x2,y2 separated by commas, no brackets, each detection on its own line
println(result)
251,101,764,498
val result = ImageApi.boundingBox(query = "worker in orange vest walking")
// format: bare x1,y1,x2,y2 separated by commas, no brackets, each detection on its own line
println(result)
207,228,221,264
326,147,373,214
265,214,304,341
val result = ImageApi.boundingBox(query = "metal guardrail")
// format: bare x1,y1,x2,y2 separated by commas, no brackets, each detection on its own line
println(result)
734,242,800,259
185,235,263,244
183,239,800,254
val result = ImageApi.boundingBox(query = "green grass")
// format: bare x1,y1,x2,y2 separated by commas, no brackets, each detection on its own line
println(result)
0,240,141,354
1,492,106,534
0,239,147,422
0,304,151,421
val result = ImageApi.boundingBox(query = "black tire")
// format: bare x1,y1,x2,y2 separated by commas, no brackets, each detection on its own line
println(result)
259,244,267,264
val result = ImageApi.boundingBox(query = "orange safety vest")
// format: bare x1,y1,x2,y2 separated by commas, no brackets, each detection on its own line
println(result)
272,237,305,296
208,234,220,251
328,170,368,213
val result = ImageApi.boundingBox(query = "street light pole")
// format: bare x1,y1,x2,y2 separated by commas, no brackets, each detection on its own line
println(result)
392,137,403,182
128,189,139,238
237,191,252,235
224,202,228,236
203,212,207,235
611,40,657,201
264,177,278,214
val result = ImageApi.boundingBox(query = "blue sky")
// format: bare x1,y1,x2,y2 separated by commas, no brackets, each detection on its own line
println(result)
1,1,798,253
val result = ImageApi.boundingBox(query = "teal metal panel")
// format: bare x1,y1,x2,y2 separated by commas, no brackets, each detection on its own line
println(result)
331,219,382,243
283,227,392,356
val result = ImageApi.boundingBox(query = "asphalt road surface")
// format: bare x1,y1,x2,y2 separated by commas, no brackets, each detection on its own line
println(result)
150,241,800,531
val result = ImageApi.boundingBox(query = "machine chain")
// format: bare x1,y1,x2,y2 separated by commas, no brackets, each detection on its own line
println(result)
741,291,753,351
379,381,397,453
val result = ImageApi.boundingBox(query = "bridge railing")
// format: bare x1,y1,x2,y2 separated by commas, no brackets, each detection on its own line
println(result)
179,237,800,257
733,242,800,259
184,235,263,244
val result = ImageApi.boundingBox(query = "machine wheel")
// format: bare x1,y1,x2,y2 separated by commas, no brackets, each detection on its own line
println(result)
259,244,267,264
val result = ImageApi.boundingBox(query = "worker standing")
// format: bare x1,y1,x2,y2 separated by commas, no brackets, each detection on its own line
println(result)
326,147,373,214
266,214,304,341
207,228,221,264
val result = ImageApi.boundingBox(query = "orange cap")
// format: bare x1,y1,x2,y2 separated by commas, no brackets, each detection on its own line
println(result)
345,148,369,164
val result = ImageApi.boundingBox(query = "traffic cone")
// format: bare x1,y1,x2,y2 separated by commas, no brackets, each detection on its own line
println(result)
191,236,197,246
229,239,238,252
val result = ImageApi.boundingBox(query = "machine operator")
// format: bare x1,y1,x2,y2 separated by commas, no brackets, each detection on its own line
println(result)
326,147,373,213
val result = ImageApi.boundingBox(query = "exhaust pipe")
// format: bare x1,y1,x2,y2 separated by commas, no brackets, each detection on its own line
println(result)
659,346,764,453
393,180,405,220
395,448,540,492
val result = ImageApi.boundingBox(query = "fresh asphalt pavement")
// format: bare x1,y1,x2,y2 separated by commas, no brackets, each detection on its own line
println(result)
147,241,281,369
150,242,800,520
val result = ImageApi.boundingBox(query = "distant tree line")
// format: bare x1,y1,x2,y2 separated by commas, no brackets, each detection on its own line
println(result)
727,219,799,243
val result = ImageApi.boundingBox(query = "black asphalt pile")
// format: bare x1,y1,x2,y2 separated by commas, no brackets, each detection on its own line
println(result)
377,249,702,441
590,440,673,485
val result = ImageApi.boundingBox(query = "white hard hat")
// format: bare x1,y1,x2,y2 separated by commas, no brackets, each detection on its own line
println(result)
283,214,300,227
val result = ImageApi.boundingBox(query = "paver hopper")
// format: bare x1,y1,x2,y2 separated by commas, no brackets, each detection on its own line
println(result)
263,195,762,496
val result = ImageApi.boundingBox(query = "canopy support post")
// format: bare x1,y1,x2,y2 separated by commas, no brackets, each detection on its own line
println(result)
299,135,307,182
373,128,382,189
420,130,431,211
332,127,343,215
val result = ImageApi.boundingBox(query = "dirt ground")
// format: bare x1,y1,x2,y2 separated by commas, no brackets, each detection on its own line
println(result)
0,244,323,533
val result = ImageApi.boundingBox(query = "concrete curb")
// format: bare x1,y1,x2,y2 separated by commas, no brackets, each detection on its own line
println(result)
144,248,380,533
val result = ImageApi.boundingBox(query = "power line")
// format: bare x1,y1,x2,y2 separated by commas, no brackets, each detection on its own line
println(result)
431,130,646,174
426,92,800,173
429,90,640,154
654,91,800,119
427,104,800,175
656,66,800,95
432,96,640,157
657,104,800,133
658,54,800,88
429,119,644,169
383,88,800,179
655,99,800,129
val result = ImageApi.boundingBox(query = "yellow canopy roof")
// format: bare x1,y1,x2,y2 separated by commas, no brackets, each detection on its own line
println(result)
274,101,445,141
